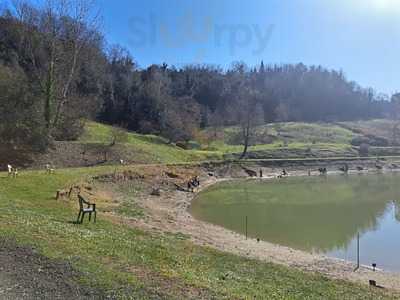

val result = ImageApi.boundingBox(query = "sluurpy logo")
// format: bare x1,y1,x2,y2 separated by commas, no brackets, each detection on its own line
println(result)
128,11,274,63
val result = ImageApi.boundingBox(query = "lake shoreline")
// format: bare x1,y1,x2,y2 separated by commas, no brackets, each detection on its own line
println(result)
122,162,400,292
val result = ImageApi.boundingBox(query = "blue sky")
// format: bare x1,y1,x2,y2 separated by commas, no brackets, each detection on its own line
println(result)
6,0,400,95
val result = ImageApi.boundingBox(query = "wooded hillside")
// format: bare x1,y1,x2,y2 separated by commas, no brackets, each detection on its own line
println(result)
0,1,396,158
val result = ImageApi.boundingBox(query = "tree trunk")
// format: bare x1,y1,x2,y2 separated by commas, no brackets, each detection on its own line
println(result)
393,122,400,146
240,140,249,159
53,43,81,129
240,122,250,159
44,51,55,129
103,150,108,162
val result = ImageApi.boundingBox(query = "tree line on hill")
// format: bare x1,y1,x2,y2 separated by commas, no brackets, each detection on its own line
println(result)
0,1,397,158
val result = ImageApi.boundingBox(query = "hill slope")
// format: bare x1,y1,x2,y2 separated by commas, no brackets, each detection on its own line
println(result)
206,119,400,159
9,119,400,169
28,122,221,168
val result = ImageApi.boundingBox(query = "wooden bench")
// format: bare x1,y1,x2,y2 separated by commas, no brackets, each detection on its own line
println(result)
77,194,96,224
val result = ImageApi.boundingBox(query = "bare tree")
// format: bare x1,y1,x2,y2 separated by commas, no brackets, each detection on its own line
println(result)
227,67,264,159
13,0,100,133
161,96,201,143
237,92,264,159
109,126,128,147
101,126,128,161
208,109,225,141
391,93,400,145
275,102,290,122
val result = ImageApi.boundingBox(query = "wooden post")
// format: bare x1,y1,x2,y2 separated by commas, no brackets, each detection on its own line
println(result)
354,233,360,271
357,233,360,268
245,216,248,240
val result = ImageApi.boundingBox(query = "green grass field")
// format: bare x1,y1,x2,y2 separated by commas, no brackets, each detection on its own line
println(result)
4,119,400,298
0,166,398,299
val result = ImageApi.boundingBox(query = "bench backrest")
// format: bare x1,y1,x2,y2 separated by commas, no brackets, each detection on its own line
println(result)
78,194,85,210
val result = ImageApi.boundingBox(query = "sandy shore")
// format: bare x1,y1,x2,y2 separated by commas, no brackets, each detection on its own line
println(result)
114,166,400,291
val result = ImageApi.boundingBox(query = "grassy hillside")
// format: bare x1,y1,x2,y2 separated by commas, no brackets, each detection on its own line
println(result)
26,119,400,169
78,121,221,163
208,122,355,152
340,119,396,141
79,121,354,163
0,166,397,299
79,119,400,162
24,121,220,168
204,120,400,159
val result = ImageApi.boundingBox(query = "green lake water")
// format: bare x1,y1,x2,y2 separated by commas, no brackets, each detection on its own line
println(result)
190,174,400,272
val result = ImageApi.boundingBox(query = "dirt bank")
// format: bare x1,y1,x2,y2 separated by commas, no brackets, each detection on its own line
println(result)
100,159,400,292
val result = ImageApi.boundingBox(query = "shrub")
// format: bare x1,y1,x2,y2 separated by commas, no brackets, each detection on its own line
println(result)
351,135,389,147
359,143,370,157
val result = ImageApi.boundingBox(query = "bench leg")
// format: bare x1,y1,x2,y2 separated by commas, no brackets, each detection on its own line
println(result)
77,211,82,224
89,212,92,222
80,212,85,224
94,211,97,223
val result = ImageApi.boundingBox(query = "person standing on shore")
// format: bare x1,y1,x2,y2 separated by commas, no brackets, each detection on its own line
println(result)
7,164,12,177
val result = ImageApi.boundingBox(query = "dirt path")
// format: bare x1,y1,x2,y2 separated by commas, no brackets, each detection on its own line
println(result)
0,240,106,300
117,167,400,292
